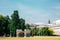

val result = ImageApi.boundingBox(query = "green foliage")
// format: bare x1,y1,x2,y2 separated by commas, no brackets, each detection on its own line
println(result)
37,27,54,36
0,15,10,36
25,24,30,29
19,18,25,31
9,10,20,37
0,10,26,37
4,16,10,37
0,15,5,36
30,26,54,36
30,27,39,36
9,10,25,36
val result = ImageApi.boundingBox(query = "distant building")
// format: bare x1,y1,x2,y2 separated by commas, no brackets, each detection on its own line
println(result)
29,21,60,35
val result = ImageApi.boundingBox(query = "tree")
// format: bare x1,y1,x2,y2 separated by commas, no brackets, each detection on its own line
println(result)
0,15,10,36
10,10,20,37
9,10,26,37
37,27,54,36
30,26,39,36
19,18,25,31
4,16,10,37
0,15,5,36
25,24,30,29
0,10,26,37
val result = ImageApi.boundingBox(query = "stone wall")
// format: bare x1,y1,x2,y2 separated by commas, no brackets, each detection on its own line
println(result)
16,29,30,37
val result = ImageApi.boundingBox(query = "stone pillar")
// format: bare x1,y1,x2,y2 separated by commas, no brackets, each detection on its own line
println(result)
24,29,26,37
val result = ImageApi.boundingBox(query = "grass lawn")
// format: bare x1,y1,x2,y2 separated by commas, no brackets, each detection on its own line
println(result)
0,36,60,40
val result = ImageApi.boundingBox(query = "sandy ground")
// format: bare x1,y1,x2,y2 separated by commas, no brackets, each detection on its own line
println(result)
0,36,60,40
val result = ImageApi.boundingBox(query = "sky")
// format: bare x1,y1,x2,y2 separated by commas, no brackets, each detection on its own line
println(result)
0,0,60,24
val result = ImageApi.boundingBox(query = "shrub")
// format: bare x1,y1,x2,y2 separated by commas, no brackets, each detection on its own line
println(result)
37,27,54,36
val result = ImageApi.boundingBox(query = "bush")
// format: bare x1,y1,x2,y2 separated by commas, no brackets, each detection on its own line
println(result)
37,27,54,36
30,27,39,36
